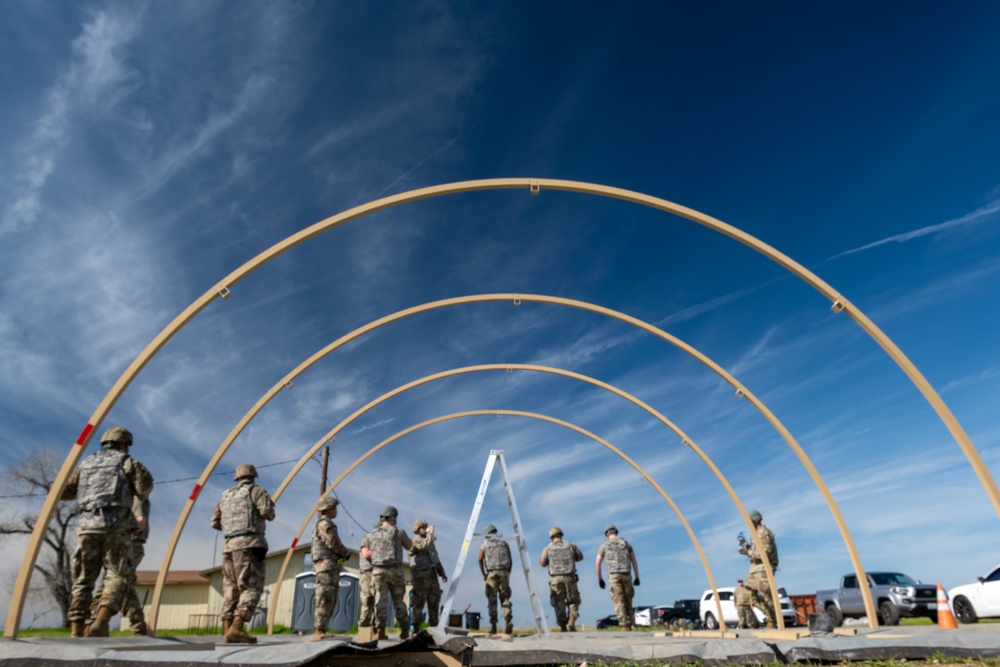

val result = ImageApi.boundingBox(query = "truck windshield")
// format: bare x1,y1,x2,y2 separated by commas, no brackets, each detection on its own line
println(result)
871,573,917,586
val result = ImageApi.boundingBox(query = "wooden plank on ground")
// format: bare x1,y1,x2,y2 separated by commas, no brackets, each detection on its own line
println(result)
752,629,810,640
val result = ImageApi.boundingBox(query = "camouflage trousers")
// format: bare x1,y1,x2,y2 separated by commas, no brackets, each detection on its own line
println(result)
314,567,342,630
88,541,147,627
484,570,512,624
746,567,776,625
608,572,634,629
548,574,581,627
410,568,442,628
737,601,758,628
373,566,409,634
358,570,374,627
221,547,266,621
68,530,135,621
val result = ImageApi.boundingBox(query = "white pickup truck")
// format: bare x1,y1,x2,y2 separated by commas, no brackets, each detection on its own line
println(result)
816,571,938,626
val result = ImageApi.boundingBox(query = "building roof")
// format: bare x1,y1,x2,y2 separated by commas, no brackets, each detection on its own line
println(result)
135,570,209,586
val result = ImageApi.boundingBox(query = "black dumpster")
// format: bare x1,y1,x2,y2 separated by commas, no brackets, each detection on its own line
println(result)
465,611,481,630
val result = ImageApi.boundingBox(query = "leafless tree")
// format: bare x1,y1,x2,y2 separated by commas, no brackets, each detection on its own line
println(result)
0,448,80,628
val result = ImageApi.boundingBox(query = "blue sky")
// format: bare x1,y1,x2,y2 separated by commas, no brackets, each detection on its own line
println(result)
2,1,1000,628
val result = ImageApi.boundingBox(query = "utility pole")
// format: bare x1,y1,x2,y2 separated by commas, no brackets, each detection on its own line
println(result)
320,445,329,499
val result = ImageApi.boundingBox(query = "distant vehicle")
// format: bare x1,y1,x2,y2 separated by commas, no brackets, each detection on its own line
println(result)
631,605,651,625
596,613,619,629
661,599,702,626
699,587,796,629
635,605,669,626
637,600,701,626
816,572,937,626
948,564,1000,624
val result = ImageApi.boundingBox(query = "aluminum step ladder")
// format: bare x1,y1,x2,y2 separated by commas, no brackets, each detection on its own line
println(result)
437,450,549,635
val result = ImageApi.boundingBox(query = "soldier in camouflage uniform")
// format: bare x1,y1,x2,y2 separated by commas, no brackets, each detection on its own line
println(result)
595,524,640,631
61,427,154,638
311,497,351,640
210,463,275,644
87,497,152,635
738,509,778,629
408,519,447,629
477,524,513,635
539,526,584,631
360,505,412,640
357,518,379,629
735,578,758,629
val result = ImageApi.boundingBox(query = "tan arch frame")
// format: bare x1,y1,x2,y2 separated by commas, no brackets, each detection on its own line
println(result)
149,361,783,630
147,293,873,629
266,409,729,635
8,178,976,636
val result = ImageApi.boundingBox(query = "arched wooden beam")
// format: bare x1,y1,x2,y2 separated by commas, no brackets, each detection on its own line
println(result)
264,409,728,635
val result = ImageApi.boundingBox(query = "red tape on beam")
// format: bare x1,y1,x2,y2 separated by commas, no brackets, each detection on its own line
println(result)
76,423,94,445
290,538,298,549
189,484,202,501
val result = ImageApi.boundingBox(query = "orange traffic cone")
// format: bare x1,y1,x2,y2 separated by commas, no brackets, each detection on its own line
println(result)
937,583,957,629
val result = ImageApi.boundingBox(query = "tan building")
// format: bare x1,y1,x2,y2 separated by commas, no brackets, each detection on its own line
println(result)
132,546,377,631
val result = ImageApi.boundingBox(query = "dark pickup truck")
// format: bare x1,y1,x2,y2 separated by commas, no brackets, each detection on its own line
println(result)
659,599,701,626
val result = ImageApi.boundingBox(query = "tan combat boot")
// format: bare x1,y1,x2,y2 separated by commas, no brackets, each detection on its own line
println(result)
222,617,231,637
85,606,113,637
70,620,87,637
312,629,332,641
224,615,257,644
568,612,577,632
131,620,148,636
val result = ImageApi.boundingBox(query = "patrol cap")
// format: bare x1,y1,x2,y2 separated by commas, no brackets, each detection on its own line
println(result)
748,509,763,523
234,463,258,481
318,497,339,512
100,427,133,447
548,526,563,538
604,524,618,535
413,519,428,532
483,523,497,535
380,505,398,519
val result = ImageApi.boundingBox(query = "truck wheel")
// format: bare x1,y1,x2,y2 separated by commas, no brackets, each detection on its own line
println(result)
826,604,844,627
879,601,900,626
704,613,718,630
953,596,978,624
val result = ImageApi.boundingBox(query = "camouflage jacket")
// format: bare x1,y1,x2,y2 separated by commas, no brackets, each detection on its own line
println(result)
211,481,275,553
62,449,154,535
541,539,583,576
312,517,351,572
747,524,777,571
409,533,446,576
598,537,633,575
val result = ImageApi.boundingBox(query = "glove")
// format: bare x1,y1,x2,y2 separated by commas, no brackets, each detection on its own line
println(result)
738,547,749,556
598,579,606,589
633,577,640,586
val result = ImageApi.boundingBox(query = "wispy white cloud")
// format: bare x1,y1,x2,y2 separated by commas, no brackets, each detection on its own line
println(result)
1,8,140,234
828,197,1000,260
941,368,999,394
